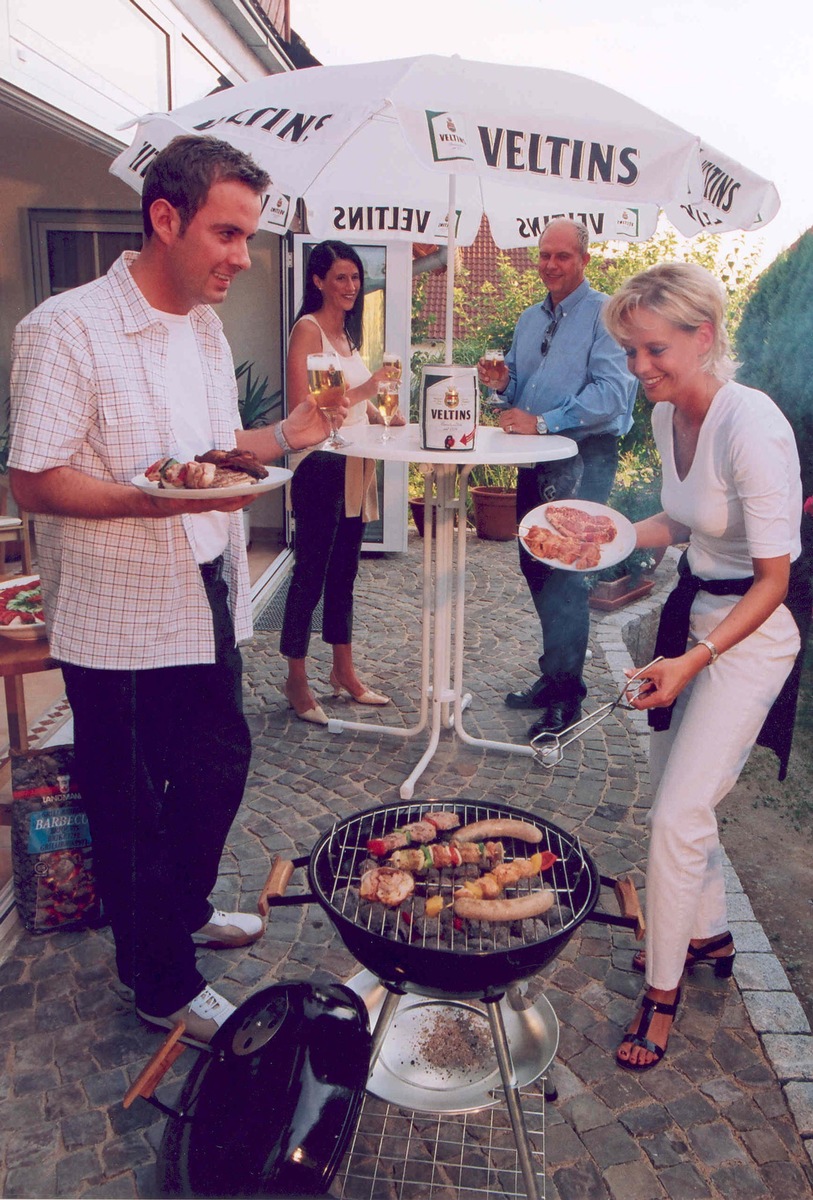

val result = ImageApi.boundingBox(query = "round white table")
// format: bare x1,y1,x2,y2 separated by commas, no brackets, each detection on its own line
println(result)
329,423,577,798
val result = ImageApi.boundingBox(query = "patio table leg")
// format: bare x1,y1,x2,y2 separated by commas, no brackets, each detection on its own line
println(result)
453,467,535,758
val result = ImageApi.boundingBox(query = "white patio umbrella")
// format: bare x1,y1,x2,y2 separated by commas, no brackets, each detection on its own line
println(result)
111,55,779,360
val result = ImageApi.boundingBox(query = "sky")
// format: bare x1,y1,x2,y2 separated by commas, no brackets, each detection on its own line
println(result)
291,0,812,270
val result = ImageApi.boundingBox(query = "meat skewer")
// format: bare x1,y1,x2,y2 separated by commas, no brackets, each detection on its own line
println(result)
454,852,547,901
388,839,505,873
366,810,461,857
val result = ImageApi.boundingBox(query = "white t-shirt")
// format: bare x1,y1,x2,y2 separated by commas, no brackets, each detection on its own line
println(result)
653,380,802,580
150,308,229,564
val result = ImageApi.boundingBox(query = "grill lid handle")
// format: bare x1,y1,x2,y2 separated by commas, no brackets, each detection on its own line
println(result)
123,1023,187,1112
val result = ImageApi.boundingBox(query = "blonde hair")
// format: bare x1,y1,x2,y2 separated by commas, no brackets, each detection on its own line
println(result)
603,262,737,380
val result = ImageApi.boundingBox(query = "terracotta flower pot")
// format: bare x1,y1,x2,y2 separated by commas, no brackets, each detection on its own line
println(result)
469,486,517,541
409,497,433,538
588,575,655,612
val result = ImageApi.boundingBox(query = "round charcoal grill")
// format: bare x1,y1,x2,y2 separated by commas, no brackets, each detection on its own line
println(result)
130,801,641,1200
305,799,599,1001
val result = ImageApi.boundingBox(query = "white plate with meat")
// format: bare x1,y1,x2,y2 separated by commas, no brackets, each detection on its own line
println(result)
0,575,47,640
132,464,291,500
518,500,635,573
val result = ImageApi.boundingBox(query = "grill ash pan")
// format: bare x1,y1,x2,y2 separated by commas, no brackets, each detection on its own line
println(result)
260,800,641,1001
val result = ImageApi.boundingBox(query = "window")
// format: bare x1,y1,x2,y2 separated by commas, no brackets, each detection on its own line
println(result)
13,0,171,112
29,210,143,304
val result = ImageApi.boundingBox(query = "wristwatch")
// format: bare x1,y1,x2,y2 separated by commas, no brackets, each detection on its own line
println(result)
535,415,548,435
271,420,291,454
697,638,720,665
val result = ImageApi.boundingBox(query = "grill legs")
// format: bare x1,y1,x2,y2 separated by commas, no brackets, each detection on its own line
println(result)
368,985,403,1073
366,985,544,1200
485,998,542,1200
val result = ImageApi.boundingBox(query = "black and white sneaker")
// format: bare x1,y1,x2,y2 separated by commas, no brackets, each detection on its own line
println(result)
137,984,236,1045
192,909,264,948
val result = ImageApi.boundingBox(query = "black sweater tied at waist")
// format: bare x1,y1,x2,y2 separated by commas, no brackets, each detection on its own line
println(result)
649,549,811,780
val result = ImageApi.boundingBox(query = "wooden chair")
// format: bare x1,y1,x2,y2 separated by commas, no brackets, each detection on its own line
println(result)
0,511,33,576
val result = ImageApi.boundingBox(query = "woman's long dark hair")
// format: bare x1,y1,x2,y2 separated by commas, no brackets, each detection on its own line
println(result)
296,240,365,351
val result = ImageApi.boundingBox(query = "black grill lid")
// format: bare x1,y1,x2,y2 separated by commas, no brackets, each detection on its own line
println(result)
156,981,371,1198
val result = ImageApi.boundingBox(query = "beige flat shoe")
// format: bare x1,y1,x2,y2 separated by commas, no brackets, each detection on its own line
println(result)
282,682,328,725
329,671,390,706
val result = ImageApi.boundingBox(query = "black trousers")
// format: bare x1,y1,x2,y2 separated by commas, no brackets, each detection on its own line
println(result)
61,574,251,1016
517,434,620,699
279,451,366,659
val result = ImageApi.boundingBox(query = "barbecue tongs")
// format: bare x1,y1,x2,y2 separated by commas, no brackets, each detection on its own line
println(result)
531,657,664,769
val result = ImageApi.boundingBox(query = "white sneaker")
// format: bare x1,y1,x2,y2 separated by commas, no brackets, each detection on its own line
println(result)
192,908,264,948
137,984,236,1045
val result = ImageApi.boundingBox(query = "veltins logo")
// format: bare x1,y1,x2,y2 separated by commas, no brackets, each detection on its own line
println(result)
614,209,640,237
425,111,474,164
261,191,292,232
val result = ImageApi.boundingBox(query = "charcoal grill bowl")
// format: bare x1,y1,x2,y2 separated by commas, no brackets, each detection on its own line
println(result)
307,800,601,1002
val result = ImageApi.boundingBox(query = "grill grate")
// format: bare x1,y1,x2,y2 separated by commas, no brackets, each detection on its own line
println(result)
330,1088,546,1200
312,800,594,952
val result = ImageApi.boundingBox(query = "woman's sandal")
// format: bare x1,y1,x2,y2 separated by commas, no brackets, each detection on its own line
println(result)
631,931,735,978
616,987,681,1072
281,681,328,725
329,670,390,706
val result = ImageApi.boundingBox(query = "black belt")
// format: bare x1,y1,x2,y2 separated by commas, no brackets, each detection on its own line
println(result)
199,555,224,584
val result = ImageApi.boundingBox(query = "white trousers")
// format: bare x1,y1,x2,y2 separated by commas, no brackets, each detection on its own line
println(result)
644,592,799,990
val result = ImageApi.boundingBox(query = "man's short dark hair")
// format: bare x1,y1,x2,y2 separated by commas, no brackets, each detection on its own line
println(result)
141,135,271,236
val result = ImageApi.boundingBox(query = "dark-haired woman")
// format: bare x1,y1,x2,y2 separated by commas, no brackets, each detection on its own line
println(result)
280,241,398,723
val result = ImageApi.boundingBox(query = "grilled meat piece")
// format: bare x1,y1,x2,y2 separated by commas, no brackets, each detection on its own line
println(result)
195,448,269,480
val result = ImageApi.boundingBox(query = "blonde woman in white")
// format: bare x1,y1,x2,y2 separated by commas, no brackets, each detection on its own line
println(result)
604,262,803,1071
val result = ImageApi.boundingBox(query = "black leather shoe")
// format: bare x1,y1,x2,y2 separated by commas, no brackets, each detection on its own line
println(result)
505,676,552,710
528,698,582,739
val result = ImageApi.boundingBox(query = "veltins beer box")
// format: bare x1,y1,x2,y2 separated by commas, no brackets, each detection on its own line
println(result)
419,363,479,451
10,745,103,934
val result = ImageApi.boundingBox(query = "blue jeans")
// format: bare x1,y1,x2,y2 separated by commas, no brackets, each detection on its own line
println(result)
517,434,619,700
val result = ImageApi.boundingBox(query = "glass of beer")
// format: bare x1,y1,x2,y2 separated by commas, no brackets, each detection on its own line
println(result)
382,351,402,383
377,381,400,442
480,348,505,408
307,352,348,448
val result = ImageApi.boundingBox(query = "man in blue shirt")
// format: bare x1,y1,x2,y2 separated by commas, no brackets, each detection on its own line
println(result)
478,218,637,737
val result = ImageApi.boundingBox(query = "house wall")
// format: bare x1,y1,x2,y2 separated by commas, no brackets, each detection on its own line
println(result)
0,0,288,530
0,102,284,432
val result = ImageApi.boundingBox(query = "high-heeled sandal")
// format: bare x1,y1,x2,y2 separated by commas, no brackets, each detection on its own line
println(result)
616,987,681,1072
281,681,328,725
329,670,390,706
632,931,735,978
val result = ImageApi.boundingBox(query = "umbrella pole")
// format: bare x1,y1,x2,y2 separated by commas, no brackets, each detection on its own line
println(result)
444,174,456,363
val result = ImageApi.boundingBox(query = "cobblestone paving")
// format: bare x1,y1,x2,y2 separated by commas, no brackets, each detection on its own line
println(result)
1,534,811,1199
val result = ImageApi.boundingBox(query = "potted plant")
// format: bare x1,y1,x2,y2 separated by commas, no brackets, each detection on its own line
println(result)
235,362,282,430
467,461,518,540
588,547,659,611
235,364,282,547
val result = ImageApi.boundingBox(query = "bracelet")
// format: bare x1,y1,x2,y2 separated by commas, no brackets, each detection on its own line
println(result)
271,420,291,455
696,638,719,665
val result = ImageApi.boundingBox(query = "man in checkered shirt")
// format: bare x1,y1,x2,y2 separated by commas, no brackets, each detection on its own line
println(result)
9,136,345,1045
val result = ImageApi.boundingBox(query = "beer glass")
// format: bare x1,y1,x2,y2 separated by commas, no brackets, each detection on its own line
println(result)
307,352,349,448
376,381,400,442
480,348,505,408
382,351,402,383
